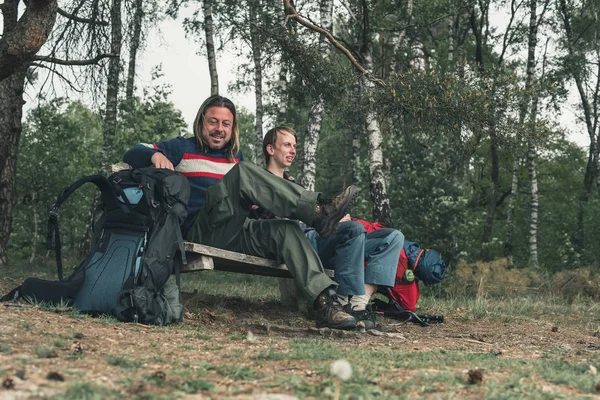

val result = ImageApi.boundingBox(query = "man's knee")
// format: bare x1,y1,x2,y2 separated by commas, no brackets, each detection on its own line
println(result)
269,219,306,240
337,221,366,241
388,229,404,247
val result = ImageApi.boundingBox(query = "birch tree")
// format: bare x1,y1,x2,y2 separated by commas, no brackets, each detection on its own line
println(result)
557,0,600,254
299,0,332,191
358,2,392,226
203,0,219,95
249,1,265,165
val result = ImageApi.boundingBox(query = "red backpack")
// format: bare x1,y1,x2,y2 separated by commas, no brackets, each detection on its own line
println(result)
353,218,445,325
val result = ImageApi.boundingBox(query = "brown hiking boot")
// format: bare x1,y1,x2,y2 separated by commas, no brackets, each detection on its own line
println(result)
314,288,357,330
312,185,358,239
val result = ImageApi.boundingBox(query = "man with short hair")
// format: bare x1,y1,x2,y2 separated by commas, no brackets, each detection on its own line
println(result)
262,126,404,329
124,95,358,330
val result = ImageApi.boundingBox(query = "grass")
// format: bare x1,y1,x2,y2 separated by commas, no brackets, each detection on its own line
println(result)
105,355,141,369
4,264,600,399
33,345,58,358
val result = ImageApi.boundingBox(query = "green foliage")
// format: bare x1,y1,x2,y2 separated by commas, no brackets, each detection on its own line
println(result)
10,87,189,264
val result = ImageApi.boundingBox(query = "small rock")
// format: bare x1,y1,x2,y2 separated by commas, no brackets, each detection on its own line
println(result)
467,368,483,384
70,342,83,355
152,371,166,381
46,372,65,382
2,377,15,389
15,369,25,380
551,326,558,333
590,365,598,376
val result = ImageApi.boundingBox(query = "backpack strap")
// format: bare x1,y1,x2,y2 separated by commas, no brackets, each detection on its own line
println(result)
412,249,426,272
46,175,120,281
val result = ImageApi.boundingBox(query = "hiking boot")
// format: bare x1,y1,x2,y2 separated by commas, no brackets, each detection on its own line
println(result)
344,305,378,330
314,288,357,330
313,186,358,239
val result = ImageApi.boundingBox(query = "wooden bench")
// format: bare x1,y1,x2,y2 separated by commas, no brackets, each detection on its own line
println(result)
182,241,334,311
110,165,332,311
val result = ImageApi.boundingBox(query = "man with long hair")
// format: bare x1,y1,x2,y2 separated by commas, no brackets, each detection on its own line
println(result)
124,95,358,330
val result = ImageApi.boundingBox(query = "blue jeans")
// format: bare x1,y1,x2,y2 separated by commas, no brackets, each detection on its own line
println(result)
306,222,404,295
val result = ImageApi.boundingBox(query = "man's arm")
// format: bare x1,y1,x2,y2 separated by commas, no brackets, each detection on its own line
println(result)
123,138,185,169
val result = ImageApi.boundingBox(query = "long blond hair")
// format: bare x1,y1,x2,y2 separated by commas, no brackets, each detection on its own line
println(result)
192,95,240,161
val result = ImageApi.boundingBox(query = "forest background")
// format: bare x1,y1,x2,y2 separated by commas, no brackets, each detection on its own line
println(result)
1,0,600,286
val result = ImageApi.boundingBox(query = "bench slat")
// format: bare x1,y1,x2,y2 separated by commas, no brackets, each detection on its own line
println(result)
182,242,334,278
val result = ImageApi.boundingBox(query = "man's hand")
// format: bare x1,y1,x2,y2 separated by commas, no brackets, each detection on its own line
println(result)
339,213,351,222
151,152,174,170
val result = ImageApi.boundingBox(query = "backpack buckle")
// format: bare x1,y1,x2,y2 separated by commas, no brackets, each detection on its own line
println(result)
49,206,59,220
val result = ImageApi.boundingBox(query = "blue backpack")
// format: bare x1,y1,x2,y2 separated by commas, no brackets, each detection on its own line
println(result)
2,168,190,326
403,241,447,286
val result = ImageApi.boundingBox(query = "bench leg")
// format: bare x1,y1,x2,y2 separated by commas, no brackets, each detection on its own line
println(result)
278,278,306,314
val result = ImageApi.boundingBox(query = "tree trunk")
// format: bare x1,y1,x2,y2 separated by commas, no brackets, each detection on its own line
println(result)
125,0,143,103
249,2,264,166
276,63,288,123
204,0,219,96
504,150,520,262
299,0,332,191
362,56,392,226
558,0,599,254
29,206,39,264
527,141,539,268
389,0,412,74
357,1,392,226
0,0,25,265
505,0,540,262
480,128,499,261
0,70,26,265
0,0,58,82
300,101,324,191
102,0,122,170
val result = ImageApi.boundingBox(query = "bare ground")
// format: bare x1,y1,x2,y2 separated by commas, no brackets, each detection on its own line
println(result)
1,277,600,399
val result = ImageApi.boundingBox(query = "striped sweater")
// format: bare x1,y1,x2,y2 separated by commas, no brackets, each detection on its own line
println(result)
123,136,243,235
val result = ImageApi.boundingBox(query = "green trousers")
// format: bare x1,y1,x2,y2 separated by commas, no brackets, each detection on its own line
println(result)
188,161,336,303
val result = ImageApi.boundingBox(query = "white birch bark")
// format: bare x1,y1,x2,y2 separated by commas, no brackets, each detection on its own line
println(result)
249,2,264,165
204,0,219,95
29,206,38,264
362,50,392,226
506,0,540,262
300,0,332,191
389,0,412,74
527,143,539,268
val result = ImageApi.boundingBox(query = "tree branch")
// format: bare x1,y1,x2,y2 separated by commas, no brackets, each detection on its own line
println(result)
57,7,109,26
0,0,59,81
31,53,117,66
29,62,83,92
282,0,384,86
